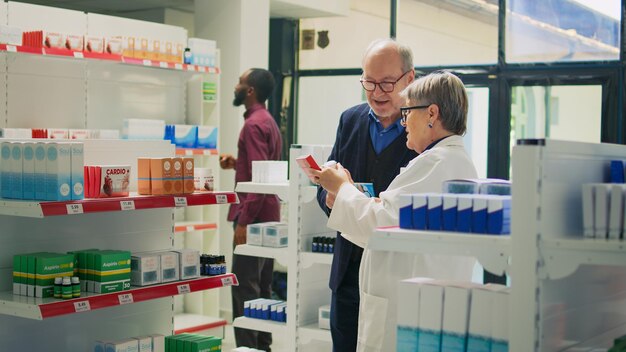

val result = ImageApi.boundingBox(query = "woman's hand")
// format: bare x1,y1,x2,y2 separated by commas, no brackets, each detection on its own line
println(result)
310,163,352,195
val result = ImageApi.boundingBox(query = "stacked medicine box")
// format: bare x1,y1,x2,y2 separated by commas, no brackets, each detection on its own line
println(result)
246,222,289,248
580,159,626,240
397,278,509,352
12,252,74,298
399,179,511,235
243,298,287,323
94,334,165,352
131,249,200,286
0,140,84,201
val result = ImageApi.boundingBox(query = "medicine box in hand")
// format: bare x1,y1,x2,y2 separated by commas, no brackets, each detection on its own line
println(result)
296,154,321,182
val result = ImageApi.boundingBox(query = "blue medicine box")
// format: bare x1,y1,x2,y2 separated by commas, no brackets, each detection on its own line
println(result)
456,195,473,233
487,196,512,235
412,194,429,230
399,194,413,229
427,194,443,231
472,196,488,234
442,194,458,231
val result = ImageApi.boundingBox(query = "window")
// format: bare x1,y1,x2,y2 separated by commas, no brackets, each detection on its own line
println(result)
506,0,621,63
397,0,498,66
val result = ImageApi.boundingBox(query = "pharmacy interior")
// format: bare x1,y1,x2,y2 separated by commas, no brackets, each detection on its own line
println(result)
0,0,625,351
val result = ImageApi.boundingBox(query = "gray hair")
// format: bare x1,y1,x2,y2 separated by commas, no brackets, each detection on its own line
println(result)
400,71,468,135
362,38,414,73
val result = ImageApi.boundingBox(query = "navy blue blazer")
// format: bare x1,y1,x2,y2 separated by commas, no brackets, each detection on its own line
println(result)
317,103,417,291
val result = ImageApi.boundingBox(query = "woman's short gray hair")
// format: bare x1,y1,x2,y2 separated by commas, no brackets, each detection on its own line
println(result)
362,38,414,73
400,71,468,135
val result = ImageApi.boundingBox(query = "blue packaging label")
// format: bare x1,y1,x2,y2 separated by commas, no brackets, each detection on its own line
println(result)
417,329,441,352
1,144,11,198
397,326,419,352
428,205,442,230
412,195,428,230
491,339,508,352
441,332,466,352
22,145,34,199
11,145,23,199
442,207,457,231
467,334,491,352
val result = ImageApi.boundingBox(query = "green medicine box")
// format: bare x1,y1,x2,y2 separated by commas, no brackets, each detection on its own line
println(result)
93,250,131,293
34,253,74,298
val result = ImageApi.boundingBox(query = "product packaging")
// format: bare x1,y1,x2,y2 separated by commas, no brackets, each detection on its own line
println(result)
34,142,47,200
157,251,180,283
22,142,35,200
70,143,84,200
10,143,23,199
183,158,194,194
418,283,444,352
398,194,413,229
150,158,173,195
427,194,443,230
137,158,151,195
173,249,200,280
442,285,472,352
412,194,429,230
171,157,183,194
194,167,213,191
262,223,288,247
196,126,217,148
131,252,161,286
98,165,131,197
471,195,489,234
442,194,458,231
92,250,131,293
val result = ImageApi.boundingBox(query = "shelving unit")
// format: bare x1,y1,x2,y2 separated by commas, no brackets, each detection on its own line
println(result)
0,274,236,320
174,221,218,234
232,316,288,334
234,245,289,266
0,3,229,350
363,139,626,352
235,181,290,200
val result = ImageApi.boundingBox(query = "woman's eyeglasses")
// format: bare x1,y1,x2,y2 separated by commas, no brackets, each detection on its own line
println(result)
400,105,431,125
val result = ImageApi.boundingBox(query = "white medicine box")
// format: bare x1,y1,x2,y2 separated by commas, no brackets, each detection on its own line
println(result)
318,305,330,330
131,253,161,286
246,222,279,246
262,223,288,248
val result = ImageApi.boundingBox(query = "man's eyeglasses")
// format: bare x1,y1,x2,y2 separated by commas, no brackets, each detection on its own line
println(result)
360,70,411,93
400,104,431,125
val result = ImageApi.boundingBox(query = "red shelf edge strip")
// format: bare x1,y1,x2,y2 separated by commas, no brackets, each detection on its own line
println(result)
38,274,237,319
174,320,227,335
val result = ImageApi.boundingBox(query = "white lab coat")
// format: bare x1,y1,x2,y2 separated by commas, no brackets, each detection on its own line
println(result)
328,135,478,352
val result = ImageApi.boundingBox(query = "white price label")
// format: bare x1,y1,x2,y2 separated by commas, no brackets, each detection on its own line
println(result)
216,195,228,204
142,59,152,66
174,63,183,70
177,284,191,294
198,66,207,73
118,293,134,305
66,203,84,215
73,52,84,59
73,300,91,312
120,200,135,211
159,61,168,68
6,45,16,52
186,225,194,232
221,276,234,286
174,197,188,207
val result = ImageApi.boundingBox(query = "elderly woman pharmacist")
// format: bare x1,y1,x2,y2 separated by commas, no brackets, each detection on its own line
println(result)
311,71,478,352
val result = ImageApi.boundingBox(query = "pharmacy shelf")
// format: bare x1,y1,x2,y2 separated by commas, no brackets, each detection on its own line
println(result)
235,181,289,201
0,274,238,320
540,238,626,280
232,317,287,334
0,192,238,217
174,221,218,233
371,226,511,276
174,313,227,335
299,252,333,269
299,324,331,344
175,148,218,156
234,245,288,266
0,44,220,73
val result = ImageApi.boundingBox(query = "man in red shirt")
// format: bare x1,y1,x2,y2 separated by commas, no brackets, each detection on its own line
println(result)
220,68,282,351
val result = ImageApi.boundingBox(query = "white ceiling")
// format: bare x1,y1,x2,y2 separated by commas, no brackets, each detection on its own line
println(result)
10,0,346,19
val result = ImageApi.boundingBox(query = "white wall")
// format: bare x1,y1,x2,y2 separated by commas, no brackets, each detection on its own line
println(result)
194,0,271,318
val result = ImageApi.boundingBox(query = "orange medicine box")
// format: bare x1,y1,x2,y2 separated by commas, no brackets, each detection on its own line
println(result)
150,158,173,195
171,157,183,194
137,158,151,195
183,157,194,194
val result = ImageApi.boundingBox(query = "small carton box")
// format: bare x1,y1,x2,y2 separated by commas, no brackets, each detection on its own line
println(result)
158,251,179,283
149,334,165,352
12,254,22,295
467,287,493,352
183,157,194,194
412,194,429,230
47,128,69,139
319,304,331,330
22,142,35,200
93,250,131,293
44,31,65,49
65,34,83,51
151,158,173,195
609,184,626,240
487,195,512,235
173,249,200,280
262,223,289,247
197,126,217,149
1,141,11,198
418,283,444,352
247,222,279,246
131,252,161,286
594,184,610,239
172,157,184,194
35,253,74,298
398,194,413,229
10,143,23,199
70,143,84,200
34,142,47,200
137,158,151,195
105,36,123,55
442,285,472,352
397,278,424,351
98,165,130,197
106,338,138,352
84,35,104,53
244,298,266,317
472,195,489,234
490,287,510,352
456,194,473,233
46,142,72,201
427,194,443,231
134,336,152,352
